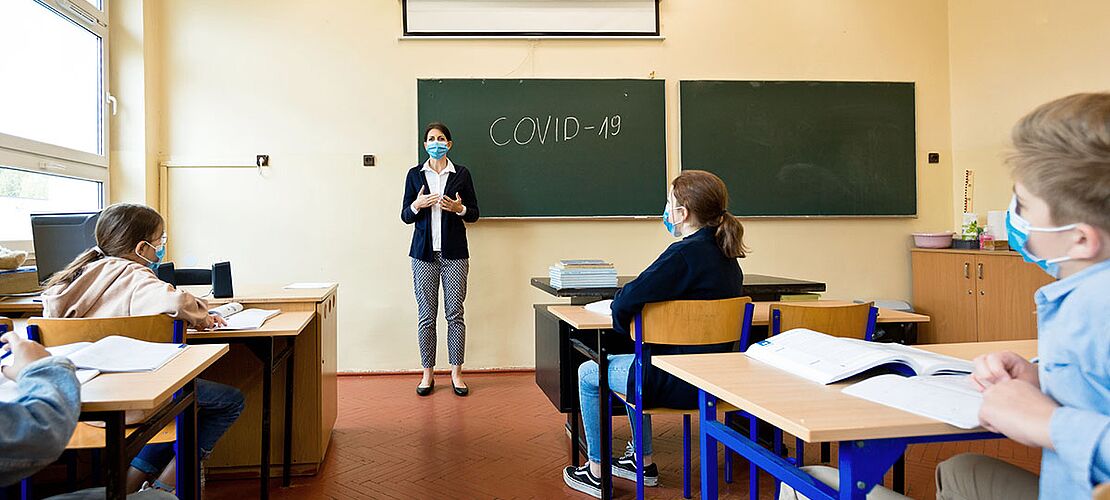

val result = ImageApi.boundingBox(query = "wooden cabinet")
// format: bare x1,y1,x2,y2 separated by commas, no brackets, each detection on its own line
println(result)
912,249,1052,344
198,284,339,477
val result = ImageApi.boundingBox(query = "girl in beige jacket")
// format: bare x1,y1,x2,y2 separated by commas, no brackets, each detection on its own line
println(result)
41,203,244,495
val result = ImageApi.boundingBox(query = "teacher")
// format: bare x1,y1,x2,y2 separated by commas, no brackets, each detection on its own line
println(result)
401,122,480,397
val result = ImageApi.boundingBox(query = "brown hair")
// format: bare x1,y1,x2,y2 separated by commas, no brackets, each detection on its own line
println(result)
672,170,749,258
1009,93,1110,234
45,203,165,288
424,122,452,142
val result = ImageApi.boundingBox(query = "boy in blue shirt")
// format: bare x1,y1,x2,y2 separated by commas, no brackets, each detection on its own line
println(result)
936,93,1110,499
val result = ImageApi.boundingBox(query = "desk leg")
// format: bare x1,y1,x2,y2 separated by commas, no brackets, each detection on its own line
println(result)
699,391,719,500
177,380,199,500
893,454,906,493
837,439,906,500
597,330,612,500
569,412,581,467
104,411,127,500
283,340,295,487
260,339,273,500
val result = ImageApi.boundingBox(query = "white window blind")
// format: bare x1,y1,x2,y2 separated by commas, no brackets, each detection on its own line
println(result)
404,0,660,37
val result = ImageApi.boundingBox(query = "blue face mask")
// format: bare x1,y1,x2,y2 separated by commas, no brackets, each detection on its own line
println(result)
138,238,167,270
663,201,685,237
1006,195,1076,279
425,141,449,160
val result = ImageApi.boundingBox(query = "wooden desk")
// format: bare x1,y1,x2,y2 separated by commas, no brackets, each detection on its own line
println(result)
187,310,314,498
82,344,228,499
531,273,826,304
548,300,930,331
0,295,41,315
653,340,1036,500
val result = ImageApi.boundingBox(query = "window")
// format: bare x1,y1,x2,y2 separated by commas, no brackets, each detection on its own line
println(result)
0,0,108,247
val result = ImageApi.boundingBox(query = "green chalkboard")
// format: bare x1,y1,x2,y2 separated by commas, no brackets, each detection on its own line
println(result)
680,81,917,217
417,79,666,218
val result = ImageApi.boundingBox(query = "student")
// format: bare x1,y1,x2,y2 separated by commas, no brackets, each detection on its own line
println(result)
40,203,245,495
934,93,1110,499
563,170,748,498
0,332,80,486
401,122,481,397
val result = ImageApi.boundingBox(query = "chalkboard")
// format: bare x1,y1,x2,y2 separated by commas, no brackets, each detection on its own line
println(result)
680,81,917,217
417,79,666,218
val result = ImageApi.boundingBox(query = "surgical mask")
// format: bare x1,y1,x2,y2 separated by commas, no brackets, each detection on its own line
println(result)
137,237,167,270
1006,195,1076,279
425,141,449,160
663,201,685,237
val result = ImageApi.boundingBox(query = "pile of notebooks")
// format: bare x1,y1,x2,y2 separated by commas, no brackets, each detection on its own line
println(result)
549,259,617,289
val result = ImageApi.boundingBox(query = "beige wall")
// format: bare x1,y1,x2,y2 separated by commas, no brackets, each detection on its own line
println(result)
142,0,954,371
948,0,1110,227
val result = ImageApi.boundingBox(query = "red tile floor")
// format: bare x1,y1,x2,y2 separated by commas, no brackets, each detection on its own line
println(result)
204,373,1040,499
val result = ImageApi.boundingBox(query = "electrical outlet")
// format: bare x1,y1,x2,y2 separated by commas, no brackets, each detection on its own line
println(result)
256,154,270,167
928,152,940,164
363,154,375,167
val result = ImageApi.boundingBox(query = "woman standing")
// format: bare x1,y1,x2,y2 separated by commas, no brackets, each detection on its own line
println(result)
401,122,480,397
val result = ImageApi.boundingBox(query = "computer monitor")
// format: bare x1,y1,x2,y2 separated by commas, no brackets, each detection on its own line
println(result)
30,212,100,284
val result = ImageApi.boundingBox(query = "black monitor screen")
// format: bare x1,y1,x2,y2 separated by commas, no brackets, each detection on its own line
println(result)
31,212,100,284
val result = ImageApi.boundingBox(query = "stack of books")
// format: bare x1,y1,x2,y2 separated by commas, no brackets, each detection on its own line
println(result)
549,259,617,289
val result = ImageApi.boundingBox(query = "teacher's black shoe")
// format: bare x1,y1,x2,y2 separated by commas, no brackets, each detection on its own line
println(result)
452,382,469,397
416,380,434,397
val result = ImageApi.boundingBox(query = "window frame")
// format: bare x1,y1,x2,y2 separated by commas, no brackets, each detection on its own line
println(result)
0,0,109,251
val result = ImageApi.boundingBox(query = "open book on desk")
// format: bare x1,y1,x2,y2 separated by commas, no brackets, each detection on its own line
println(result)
744,328,972,385
208,302,281,330
842,374,984,429
2,336,184,375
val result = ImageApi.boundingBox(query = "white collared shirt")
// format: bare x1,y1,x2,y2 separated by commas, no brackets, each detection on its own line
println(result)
412,158,466,252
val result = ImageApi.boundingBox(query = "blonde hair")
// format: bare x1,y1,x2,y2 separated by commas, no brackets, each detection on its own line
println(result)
672,170,749,258
1009,93,1110,234
45,203,164,288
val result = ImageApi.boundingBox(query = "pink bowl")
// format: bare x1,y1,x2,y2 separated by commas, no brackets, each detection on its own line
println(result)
912,232,954,249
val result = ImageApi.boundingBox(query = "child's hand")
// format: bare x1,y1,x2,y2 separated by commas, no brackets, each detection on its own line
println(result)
978,379,1057,449
203,314,227,330
1,332,52,381
969,351,1039,390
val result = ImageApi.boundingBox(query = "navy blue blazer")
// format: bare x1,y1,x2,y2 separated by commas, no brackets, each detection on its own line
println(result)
400,163,480,262
611,226,744,410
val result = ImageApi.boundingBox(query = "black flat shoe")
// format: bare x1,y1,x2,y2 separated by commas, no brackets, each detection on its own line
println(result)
452,382,469,397
416,380,434,397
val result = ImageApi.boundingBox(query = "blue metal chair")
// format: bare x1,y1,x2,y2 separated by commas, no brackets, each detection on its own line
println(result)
610,297,754,499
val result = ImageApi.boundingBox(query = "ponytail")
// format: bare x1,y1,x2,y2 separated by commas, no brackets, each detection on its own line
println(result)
44,248,105,288
714,212,748,259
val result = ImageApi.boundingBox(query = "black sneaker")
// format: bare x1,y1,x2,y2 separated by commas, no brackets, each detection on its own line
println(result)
563,464,602,498
611,441,659,486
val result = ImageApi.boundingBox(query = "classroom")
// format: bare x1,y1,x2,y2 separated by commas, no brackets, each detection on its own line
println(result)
1,0,1108,499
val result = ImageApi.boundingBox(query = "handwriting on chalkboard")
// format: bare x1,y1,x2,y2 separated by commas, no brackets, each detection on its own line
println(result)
490,115,622,146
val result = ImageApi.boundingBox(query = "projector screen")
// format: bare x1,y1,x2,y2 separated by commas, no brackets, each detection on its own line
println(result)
403,0,660,36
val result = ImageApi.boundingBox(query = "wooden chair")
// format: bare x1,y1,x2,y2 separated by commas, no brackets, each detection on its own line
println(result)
768,302,881,489
1095,482,1110,500
0,316,13,333
21,315,184,498
611,297,754,500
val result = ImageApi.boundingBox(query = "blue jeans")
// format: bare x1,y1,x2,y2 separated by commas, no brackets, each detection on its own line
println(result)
131,379,245,475
578,355,653,464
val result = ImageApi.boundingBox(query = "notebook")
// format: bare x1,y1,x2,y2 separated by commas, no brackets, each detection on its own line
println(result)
743,329,972,385
842,374,983,429
584,299,613,316
208,302,281,330
2,336,186,374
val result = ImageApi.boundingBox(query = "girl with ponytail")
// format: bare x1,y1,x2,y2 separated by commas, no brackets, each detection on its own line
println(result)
564,170,749,497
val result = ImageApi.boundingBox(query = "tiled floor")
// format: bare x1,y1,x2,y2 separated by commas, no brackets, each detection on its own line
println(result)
204,373,1040,499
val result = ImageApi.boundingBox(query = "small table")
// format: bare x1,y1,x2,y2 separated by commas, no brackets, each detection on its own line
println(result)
531,274,827,304
187,311,313,499
81,344,229,500
653,340,1037,500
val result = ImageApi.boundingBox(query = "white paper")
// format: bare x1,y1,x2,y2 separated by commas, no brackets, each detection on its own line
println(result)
584,300,613,316
843,374,983,429
216,308,280,330
208,302,244,318
65,336,186,373
283,282,335,289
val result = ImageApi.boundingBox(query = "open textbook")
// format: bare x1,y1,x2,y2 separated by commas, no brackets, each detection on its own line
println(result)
208,302,281,330
0,342,101,403
842,374,983,429
743,328,973,385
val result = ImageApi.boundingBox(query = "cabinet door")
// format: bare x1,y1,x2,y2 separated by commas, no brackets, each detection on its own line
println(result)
975,255,1054,341
912,252,978,343
317,293,338,457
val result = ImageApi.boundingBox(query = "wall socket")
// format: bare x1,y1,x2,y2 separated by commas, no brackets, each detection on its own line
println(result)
363,154,375,167
256,154,270,167
928,152,940,164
